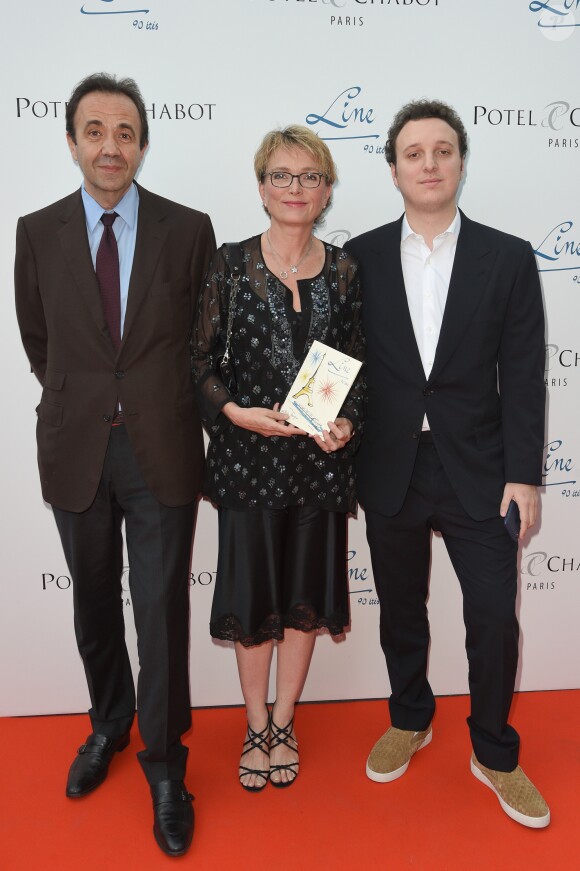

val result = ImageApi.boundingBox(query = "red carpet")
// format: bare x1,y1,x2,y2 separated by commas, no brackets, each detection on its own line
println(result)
1,691,577,870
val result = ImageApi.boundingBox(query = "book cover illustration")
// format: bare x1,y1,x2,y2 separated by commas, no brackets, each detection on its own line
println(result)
281,340,362,436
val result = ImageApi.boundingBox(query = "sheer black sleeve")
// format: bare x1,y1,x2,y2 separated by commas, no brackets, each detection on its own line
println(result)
336,250,366,446
191,244,234,430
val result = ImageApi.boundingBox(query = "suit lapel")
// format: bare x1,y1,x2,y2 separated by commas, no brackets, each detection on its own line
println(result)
430,212,496,378
57,192,110,341
371,219,424,378
122,185,169,343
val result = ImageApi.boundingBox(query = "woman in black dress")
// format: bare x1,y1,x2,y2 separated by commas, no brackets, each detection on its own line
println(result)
192,125,364,790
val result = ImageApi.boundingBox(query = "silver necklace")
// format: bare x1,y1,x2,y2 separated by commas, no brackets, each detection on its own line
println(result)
267,230,313,280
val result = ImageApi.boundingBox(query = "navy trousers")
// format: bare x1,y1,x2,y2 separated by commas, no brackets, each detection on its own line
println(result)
365,433,520,772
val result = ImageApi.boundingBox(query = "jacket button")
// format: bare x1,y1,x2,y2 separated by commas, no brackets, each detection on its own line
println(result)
411,431,419,439
115,370,125,379
422,387,435,396
103,414,112,422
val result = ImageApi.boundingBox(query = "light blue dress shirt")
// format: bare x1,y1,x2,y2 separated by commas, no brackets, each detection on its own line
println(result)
81,182,139,338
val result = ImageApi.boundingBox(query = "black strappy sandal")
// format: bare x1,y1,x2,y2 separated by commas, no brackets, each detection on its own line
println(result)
239,714,270,792
269,716,299,788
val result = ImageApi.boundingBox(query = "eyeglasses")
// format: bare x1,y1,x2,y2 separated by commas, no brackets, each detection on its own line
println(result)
264,171,326,189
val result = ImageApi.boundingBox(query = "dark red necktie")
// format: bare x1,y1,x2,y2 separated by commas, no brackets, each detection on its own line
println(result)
96,212,121,351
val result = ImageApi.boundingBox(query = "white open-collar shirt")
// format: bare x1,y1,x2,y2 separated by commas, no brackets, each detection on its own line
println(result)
400,208,461,430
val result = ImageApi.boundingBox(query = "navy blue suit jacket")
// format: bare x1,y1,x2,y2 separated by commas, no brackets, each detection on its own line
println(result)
345,211,545,520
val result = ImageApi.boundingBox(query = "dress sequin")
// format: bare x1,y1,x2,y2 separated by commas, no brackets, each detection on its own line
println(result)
192,235,365,514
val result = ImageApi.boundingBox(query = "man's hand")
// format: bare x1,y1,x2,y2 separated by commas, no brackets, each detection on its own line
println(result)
223,401,305,438
500,483,538,540
311,417,354,454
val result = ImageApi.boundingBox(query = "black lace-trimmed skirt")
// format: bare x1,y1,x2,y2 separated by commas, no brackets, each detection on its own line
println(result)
210,505,350,647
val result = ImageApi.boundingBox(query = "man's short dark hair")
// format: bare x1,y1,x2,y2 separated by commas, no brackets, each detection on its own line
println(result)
66,73,149,148
385,99,468,166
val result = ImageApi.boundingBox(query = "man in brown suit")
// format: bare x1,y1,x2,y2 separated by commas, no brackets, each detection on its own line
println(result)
15,73,215,857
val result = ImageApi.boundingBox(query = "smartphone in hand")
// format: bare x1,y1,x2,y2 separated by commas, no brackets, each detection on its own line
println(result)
504,499,521,543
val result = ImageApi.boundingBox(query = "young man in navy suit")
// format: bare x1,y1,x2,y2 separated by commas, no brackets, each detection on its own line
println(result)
345,100,549,828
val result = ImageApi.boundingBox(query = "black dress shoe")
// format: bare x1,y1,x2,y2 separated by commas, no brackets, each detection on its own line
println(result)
66,732,130,798
151,780,194,857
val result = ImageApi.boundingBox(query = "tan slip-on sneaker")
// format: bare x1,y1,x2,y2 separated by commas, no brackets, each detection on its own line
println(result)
366,726,432,783
471,754,550,828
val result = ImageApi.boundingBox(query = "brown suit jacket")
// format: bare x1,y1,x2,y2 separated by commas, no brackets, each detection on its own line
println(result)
15,183,216,512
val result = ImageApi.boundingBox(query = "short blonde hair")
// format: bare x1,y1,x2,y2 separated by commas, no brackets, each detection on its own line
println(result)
254,125,337,184
254,125,337,223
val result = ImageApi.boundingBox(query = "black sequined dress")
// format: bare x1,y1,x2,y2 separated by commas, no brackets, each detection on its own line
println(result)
192,235,365,644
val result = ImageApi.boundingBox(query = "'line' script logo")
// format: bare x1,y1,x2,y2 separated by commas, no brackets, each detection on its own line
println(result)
534,221,580,272
306,86,379,141
543,439,576,487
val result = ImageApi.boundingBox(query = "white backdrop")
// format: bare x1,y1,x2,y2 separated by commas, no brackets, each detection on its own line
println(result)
1,1,579,716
